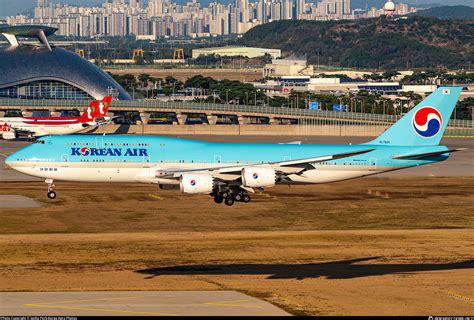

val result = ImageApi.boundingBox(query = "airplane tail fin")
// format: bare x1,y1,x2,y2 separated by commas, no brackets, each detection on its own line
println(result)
92,96,112,118
78,96,112,122
367,87,462,146
79,99,99,122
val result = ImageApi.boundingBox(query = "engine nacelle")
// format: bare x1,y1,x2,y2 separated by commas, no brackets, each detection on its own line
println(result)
1,131,17,140
242,166,276,188
180,173,214,194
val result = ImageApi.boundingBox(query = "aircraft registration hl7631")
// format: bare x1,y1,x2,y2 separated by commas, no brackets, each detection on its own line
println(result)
0,96,112,140
6,87,465,205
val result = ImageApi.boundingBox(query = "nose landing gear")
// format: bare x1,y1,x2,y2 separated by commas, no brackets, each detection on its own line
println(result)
45,179,56,199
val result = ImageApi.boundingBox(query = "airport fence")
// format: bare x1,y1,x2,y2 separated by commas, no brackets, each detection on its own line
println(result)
0,99,472,137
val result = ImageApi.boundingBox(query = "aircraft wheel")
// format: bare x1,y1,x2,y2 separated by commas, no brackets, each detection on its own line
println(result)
234,193,242,201
224,197,234,206
214,195,224,204
242,195,251,203
47,191,56,199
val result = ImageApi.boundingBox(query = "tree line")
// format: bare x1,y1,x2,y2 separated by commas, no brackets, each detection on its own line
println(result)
111,73,472,120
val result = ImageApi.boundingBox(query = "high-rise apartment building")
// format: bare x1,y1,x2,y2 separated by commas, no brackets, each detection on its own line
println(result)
4,0,412,38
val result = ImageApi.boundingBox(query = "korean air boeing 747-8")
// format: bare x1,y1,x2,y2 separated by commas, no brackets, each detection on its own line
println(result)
5,87,464,205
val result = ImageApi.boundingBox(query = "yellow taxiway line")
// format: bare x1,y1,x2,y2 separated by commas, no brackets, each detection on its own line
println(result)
204,299,263,308
23,295,178,316
447,291,474,304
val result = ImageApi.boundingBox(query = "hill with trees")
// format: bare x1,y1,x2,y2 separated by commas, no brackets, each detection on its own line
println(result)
413,5,474,20
239,17,473,70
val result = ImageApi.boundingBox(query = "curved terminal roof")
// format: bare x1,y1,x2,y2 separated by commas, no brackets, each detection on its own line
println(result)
0,45,131,100
0,25,58,37
0,25,58,50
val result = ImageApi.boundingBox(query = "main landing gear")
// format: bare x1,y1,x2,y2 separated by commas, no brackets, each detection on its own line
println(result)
212,190,251,206
45,179,56,199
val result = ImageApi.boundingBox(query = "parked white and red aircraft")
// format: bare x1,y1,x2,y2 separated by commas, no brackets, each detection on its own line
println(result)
0,96,112,140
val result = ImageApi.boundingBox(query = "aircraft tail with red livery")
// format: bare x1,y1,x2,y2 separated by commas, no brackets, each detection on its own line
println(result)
1,96,113,140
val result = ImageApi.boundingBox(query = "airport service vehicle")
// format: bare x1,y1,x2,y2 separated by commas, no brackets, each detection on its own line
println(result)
6,87,464,205
0,96,112,140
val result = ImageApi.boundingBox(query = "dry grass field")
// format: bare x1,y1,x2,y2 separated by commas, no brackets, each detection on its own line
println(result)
1,177,474,315
105,68,263,82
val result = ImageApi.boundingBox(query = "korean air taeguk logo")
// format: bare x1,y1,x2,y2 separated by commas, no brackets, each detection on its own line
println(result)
80,147,91,156
412,106,443,138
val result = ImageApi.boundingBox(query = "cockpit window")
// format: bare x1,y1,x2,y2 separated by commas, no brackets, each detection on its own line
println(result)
34,140,45,144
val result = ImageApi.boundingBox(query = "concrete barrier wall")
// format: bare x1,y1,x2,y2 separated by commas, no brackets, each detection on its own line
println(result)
96,124,388,136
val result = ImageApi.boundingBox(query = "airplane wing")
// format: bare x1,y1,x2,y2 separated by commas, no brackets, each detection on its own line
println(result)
392,148,466,160
94,115,121,126
278,141,302,145
155,148,375,179
1,124,39,139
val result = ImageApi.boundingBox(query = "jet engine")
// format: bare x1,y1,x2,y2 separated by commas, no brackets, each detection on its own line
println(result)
241,166,277,188
1,131,17,140
180,173,215,194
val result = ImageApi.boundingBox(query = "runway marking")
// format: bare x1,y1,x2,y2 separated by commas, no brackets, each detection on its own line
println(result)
23,296,178,316
204,299,263,308
24,295,145,305
447,292,474,304
148,194,164,200
23,304,178,316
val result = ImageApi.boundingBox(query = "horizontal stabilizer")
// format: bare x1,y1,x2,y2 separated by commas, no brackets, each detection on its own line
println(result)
393,148,466,160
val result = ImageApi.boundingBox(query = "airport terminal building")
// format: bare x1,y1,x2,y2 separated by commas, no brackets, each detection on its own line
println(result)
0,25,131,100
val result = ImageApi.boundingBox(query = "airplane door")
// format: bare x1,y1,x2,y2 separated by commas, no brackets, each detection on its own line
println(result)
96,136,103,149
143,155,151,167
369,158,377,171
61,154,69,167
214,155,222,164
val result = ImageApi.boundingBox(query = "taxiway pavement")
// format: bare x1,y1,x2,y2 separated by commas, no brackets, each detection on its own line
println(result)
0,291,289,316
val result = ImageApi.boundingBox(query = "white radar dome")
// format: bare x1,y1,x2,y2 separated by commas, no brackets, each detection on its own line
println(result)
384,1,396,12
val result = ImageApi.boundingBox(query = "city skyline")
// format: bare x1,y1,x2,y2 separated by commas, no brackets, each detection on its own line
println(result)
2,0,474,17
3,0,414,38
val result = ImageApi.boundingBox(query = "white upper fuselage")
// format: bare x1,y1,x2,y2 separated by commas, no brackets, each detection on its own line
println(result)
5,135,450,186
0,117,93,137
